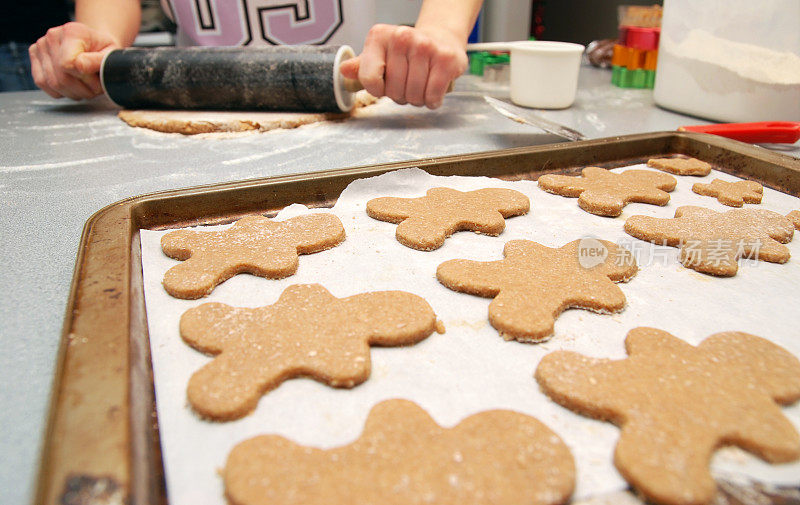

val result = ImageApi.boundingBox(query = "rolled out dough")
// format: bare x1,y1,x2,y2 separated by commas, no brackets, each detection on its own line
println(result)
118,91,378,135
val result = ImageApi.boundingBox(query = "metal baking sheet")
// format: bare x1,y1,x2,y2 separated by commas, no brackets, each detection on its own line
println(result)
36,132,800,505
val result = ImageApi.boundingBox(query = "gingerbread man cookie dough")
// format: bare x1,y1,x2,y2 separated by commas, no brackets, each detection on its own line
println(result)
366,187,530,251
161,214,345,299
692,179,763,207
624,206,793,276
181,284,438,420
224,399,575,505
647,156,712,176
436,239,637,342
535,327,800,505
538,166,677,217
788,210,800,230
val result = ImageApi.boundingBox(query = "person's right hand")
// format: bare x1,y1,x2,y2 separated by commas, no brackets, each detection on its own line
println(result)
340,24,467,110
29,22,120,100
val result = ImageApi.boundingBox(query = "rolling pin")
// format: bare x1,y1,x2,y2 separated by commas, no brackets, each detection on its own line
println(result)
101,45,361,112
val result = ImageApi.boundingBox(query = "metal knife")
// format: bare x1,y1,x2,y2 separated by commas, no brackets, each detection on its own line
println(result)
483,96,587,142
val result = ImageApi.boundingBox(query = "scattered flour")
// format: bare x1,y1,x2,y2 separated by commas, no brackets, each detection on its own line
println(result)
665,29,800,85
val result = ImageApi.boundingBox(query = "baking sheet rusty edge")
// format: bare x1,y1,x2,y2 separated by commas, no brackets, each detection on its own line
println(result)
35,132,800,505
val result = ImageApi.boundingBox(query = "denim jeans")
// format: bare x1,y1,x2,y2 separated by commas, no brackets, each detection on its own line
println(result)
0,41,38,91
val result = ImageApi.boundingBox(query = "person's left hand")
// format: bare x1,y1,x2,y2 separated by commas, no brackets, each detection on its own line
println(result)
340,24,467,110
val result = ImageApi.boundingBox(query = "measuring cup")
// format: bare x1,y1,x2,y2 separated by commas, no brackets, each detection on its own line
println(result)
468,41,585,109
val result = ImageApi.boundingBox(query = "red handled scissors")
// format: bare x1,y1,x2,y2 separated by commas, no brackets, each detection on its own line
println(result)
678,121,800,144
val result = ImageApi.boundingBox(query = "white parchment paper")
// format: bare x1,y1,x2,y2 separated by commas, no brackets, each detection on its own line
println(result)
140,165,800,505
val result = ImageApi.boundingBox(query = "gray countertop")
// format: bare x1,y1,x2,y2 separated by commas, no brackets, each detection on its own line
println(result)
1,66,798,505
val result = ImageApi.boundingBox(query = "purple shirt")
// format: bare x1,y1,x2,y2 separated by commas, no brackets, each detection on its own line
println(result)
161,0,375,51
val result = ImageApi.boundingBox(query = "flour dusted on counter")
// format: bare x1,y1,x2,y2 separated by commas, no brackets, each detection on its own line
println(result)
663,29,800,85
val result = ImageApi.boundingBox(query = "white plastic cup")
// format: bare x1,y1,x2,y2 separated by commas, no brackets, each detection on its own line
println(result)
509,41,585,109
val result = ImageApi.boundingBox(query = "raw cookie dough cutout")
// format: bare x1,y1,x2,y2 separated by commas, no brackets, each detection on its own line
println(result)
436,239,637,342
538,166,677,217
624,206,793,276
119,91,378,134
181,284,438,420
161,214,345,299
647,156,712,176
224,399,575,505
787,210,800,229
366,187,530,251
692,179,763,207
535,327,800,505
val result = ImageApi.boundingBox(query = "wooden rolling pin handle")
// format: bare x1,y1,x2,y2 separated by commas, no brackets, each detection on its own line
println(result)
343,77,455,94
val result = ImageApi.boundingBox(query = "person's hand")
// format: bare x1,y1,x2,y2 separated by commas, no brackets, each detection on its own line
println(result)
29,22,120,100
340,24,467,110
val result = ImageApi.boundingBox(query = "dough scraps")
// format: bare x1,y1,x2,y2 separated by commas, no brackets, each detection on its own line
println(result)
692,179,763,207
624,206,793,276
118,91,378,134
538,166,677,217
535,327,800,505
224,399,575,505
182,284,438,420
366,187,530,251
436,238,638,342
161,213,345,299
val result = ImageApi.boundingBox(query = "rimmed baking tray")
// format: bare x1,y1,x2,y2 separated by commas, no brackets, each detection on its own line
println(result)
36,132,800,505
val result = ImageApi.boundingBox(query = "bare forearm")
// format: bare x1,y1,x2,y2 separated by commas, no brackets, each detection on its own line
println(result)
415,0,483,47
76,0,142,47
